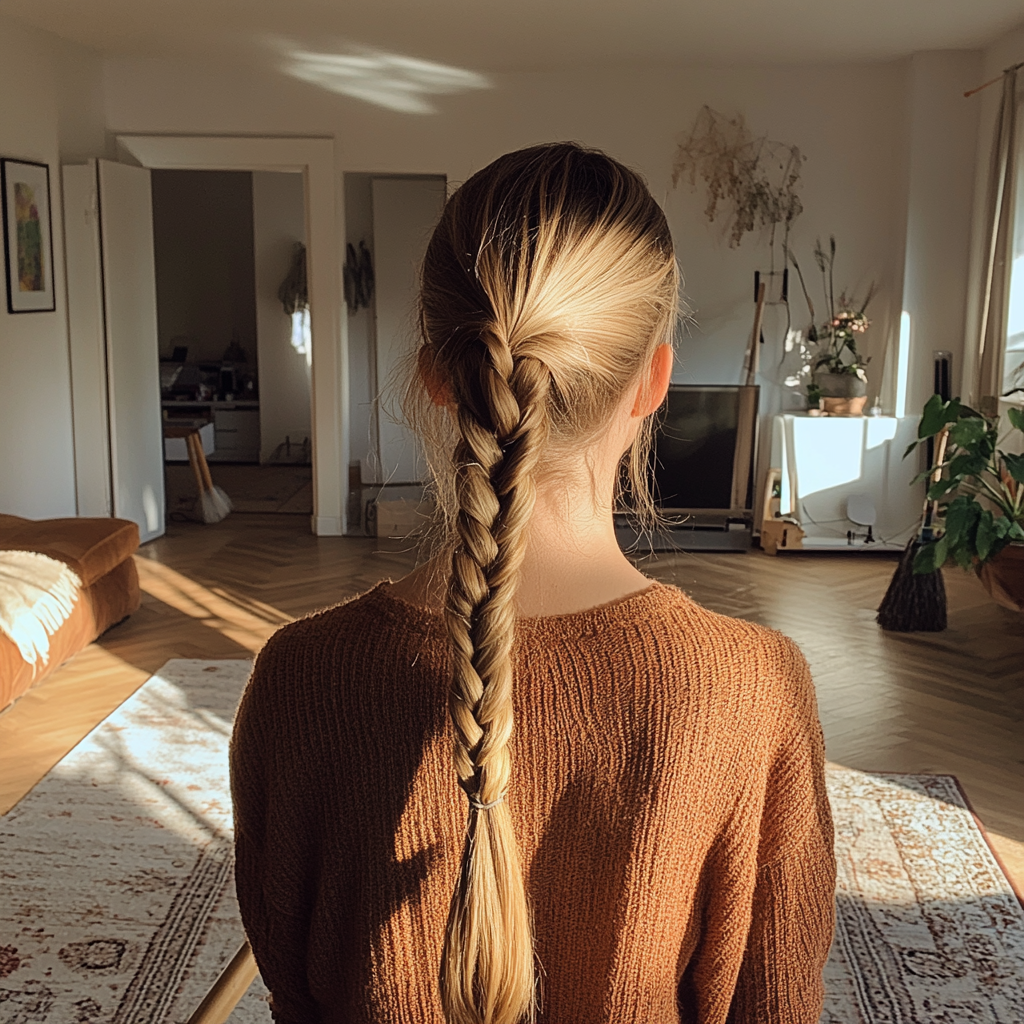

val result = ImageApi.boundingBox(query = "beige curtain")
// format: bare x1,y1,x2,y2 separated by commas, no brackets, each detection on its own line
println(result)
975,67,1019,416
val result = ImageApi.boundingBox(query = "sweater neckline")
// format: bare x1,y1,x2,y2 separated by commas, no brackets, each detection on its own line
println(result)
367,578,679,639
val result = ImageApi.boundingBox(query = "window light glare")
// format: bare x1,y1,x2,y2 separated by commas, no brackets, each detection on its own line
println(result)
897,311,911,418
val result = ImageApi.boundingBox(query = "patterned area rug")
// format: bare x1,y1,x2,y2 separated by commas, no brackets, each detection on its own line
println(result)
0,659,1022,1023
822,771,1024,1023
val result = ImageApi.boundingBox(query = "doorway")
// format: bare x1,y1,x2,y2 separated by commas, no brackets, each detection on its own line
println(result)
116,135,345,536
151,169,314,521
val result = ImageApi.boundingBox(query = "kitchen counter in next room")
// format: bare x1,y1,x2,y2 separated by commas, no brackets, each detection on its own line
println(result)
162,400,260,463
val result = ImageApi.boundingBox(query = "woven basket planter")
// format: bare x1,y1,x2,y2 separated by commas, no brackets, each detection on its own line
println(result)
976,542,1024,612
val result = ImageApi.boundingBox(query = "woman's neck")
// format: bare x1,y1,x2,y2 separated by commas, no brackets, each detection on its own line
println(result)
513,482,650,616
390,473,651,618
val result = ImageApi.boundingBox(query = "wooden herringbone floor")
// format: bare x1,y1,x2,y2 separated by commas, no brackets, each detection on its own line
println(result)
1,514,1021,887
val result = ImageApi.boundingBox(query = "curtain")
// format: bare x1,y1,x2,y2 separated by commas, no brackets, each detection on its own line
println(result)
975,68,1019,416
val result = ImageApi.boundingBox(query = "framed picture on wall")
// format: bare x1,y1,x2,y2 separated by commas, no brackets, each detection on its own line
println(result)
2,158,56,314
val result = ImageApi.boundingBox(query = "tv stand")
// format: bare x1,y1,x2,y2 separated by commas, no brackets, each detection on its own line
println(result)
615,518,752,553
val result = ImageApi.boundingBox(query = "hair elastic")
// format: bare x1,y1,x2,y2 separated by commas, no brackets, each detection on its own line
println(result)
468,791,506,812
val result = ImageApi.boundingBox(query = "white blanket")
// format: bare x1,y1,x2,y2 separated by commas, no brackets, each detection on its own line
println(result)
0,550,81,665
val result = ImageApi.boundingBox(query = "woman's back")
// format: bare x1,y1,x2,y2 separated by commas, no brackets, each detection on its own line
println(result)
231,581,834,1024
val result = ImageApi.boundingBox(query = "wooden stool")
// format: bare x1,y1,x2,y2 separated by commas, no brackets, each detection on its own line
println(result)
163,425,232,523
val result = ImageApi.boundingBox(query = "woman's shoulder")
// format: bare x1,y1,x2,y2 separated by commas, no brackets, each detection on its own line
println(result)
648,582,814,715
245,582,407,696
646,581,796,648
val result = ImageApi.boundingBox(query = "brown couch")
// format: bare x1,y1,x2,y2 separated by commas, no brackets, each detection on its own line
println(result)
0,515,141,711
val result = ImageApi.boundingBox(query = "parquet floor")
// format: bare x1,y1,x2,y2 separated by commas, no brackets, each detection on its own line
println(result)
1,515,1021,889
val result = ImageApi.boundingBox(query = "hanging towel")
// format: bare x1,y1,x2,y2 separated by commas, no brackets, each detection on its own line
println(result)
0,550,81,665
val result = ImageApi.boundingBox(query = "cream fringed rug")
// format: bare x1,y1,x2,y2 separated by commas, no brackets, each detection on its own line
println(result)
0,661,1022,1023
0,660,270,1023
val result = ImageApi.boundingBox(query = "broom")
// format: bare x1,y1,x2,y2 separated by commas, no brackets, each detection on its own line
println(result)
188,432,233,524
876,426,949,632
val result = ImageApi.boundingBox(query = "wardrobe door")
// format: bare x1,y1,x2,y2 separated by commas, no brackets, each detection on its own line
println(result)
371,176,445,485
97,159,165,542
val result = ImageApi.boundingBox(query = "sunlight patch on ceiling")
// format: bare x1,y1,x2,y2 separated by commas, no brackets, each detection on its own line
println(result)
279,42,491,113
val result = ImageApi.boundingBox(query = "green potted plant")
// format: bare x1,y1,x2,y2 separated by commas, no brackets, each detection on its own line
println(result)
907,395,1024,609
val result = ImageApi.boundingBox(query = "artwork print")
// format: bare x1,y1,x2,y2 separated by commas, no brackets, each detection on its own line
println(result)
2,158,56,313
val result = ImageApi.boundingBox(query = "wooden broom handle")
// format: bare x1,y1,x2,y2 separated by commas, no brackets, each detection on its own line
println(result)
186,433,206,496
922,426,950,529
186,941,259,1024
745,281,766,386
931,427,950,486
187,429,216,492
197,442,216,493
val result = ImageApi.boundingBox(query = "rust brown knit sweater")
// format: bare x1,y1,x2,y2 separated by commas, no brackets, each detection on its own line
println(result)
230,580,835,1024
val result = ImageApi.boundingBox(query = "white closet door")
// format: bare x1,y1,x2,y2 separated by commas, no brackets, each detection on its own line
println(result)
98,160,165,542
63,162,112,517
371,177,445,485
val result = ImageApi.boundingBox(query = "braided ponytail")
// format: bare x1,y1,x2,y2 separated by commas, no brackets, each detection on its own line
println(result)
441,334,549,1024
410,143,679,1024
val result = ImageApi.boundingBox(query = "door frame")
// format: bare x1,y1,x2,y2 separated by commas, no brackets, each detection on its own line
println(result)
116,135,346,536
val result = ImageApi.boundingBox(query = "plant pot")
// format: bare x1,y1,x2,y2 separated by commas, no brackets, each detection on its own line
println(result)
822,395,867,417
976,542,1024,612
814,371,867,399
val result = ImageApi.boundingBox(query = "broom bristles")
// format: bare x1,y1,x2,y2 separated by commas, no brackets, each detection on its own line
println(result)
877,538,946,632
196,485,232,525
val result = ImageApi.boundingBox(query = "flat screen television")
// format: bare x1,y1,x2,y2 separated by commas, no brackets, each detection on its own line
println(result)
649,384,759,520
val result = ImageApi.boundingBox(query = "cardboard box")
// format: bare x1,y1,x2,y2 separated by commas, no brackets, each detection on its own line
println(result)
760,518,805,555
371,497,433,539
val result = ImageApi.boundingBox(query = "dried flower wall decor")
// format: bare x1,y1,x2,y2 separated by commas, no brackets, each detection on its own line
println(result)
672,106,804,250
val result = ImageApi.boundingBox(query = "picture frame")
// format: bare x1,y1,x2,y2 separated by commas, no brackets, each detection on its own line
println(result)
2,158,56,314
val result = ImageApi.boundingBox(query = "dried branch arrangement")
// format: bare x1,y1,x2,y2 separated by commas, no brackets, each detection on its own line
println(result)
672,106,804,249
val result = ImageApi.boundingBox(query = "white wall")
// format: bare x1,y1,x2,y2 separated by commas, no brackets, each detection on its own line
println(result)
0,13,105,519
90,40,1024,498
252,170,311,462
104,58,912,404
151,170,257,364
899,52,982,414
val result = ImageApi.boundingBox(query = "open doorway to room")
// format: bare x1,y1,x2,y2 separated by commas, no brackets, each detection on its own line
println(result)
344,172,446,536
152,170,314,521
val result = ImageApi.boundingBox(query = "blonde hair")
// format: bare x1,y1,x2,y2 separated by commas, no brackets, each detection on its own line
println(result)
411,142,678,1024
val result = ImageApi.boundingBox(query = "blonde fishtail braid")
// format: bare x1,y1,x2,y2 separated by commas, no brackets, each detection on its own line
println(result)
441,331,550,1024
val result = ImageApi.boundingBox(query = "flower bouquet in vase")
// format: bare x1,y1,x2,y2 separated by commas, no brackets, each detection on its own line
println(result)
789,236,874,415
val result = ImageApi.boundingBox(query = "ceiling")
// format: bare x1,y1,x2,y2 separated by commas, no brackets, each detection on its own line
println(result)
2,0,1023,74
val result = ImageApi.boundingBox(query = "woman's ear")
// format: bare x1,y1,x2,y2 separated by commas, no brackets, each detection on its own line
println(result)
631,344,673,418
418,346,453,407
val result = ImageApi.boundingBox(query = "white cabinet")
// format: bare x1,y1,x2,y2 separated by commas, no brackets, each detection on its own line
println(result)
210,408,260,463
771,414,925,550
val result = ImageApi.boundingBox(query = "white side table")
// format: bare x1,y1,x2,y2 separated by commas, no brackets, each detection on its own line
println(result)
770,414,924,551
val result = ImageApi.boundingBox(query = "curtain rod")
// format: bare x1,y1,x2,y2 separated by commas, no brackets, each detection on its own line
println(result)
964,61,1024,99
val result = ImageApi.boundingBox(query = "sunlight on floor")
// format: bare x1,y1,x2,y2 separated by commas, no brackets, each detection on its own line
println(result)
986,832,1024,894
136,560,290,652
828,761,1024,895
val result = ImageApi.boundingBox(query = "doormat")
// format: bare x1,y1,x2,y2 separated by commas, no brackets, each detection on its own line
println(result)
0,661,1021,1022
